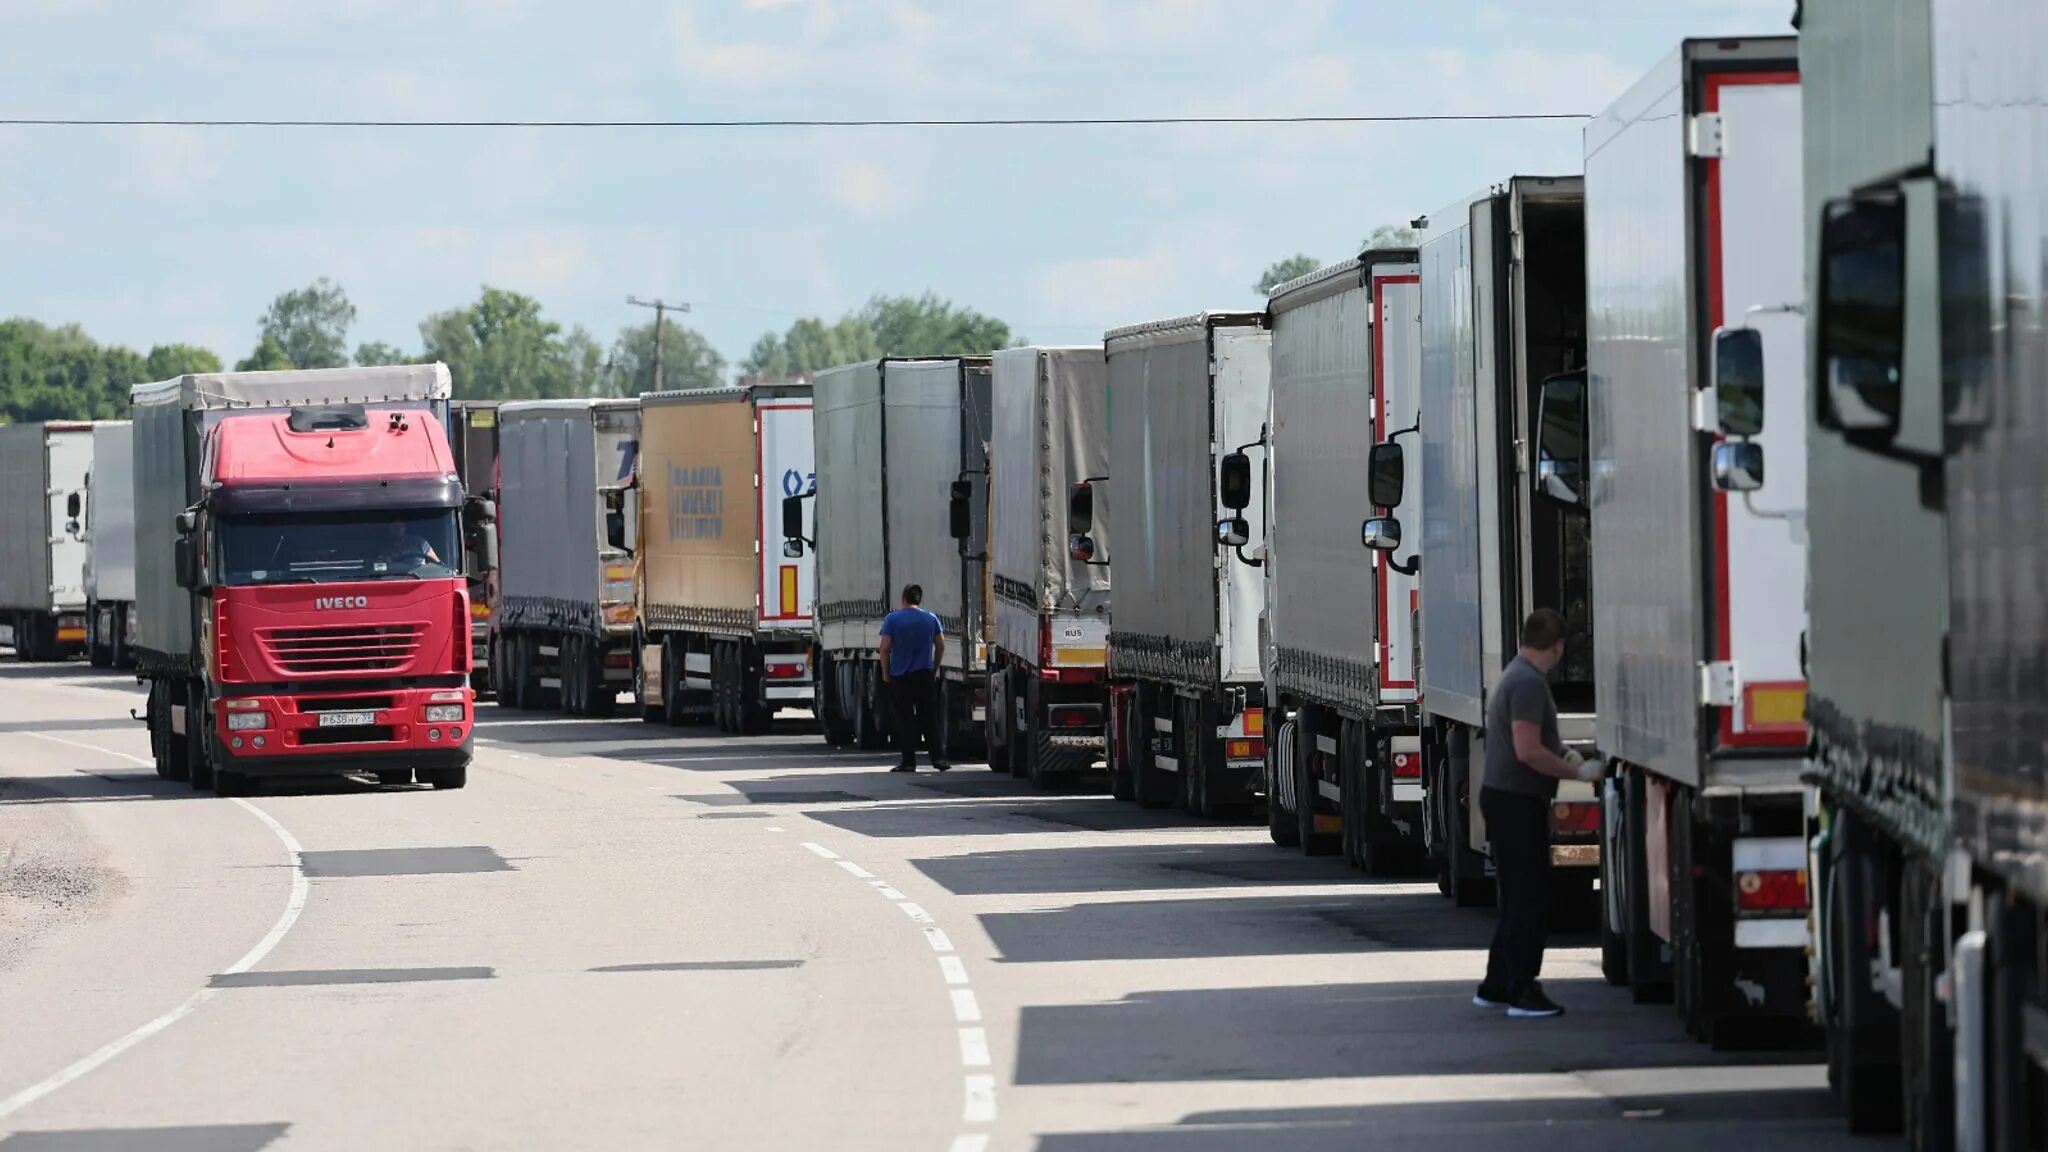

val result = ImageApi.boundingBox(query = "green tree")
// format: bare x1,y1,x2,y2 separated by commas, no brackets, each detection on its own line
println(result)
144,343,222,379
419,286,605,400
353,341,412,367
738,293,1009,379
234,333,295,372
1255,255,1322,297
1364,224,1421,250
611,319,726,394
253,278,356,370
0,319,152,422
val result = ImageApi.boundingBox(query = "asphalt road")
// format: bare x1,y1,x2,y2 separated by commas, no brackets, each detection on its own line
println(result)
0,659,1877,1151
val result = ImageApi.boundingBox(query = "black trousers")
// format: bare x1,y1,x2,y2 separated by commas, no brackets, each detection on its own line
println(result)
1481,787,1554,999
889,669,944,765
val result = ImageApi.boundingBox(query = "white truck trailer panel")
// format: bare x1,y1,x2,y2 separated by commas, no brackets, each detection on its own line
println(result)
498,399,640,635
813,361,887,654
130,365,454,670
86,422,136,607
1587,49,1807,783
991,346,1111,669
1267,256,1422,715
882,358,991,674
1105,312,1270,692
0,422,92,616
757,393,816,630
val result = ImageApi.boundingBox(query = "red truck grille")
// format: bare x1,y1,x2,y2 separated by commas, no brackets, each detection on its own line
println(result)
259,624,424,675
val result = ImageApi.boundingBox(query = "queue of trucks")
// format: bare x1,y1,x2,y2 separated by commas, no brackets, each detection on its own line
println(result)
0,2,2039,1144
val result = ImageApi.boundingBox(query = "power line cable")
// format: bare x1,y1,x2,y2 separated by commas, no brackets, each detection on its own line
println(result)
0,112,1590,129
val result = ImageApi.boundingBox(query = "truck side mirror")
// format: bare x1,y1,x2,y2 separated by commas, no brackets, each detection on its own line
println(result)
1367,442,1406,508
1534,370,1588,508
781,493,807,556
949,480,972,541
605,510,627,550
1361,516,1402,552
1713,327,1766,437
65,492,81,519
1216,517,1249,549
1219,451,1252,512
1711,441,1765,492
174,536,198,590
175,509,197,537
477,524,500,574
1068,481,1094,535
1815,191,1906,435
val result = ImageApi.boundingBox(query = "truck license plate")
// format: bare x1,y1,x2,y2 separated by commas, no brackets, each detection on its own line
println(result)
317,710,378,728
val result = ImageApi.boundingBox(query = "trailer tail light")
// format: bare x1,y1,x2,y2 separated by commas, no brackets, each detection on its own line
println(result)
1242,709,1265,737
767,661,806,680
470,601,492,619
1226,738,1264,760
604,649,633,668
1048,704,1101,729
1391,751,1421,779
1550,801,1600,836
1736,869,1809,914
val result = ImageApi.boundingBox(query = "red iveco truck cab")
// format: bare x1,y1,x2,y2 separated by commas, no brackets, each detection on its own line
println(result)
132,366,491,794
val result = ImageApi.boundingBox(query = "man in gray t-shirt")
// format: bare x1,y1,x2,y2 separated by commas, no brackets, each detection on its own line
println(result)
1474,608,1602,1018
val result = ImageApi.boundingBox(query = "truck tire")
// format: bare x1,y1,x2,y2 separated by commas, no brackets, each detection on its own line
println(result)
1129,688,1173,810
1296,716,1338,856
1006,673,1031,778
854,664,888,752
427,762,468,790
186,687,214,792
660,640,688,728
508,634,530,710
985,659,1010,770
586,639,617,718
150,682,191,782
1829,810,1904,1134
1266,716,1299,845
1899,858,1952,1151
1180,696,1216,819
561,636,583,715
739,645,771,735
109,614,128,670
377,769,413,788
818,657,852,747
1598,797,1630,986
1108,691,1135,802
86,602,111,668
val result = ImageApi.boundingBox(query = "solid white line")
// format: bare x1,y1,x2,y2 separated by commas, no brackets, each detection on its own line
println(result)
957,1028,991,1067
963,1075,997,1123
837,860,875,879
0,752,309,1125
801,842,839,860
18,730,151,768
924,927,954,953
950,989,982,1023
939,956,970,986
949,1136,990,1152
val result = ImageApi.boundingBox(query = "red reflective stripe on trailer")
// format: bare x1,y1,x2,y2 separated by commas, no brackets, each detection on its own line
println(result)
1706,67,1805,751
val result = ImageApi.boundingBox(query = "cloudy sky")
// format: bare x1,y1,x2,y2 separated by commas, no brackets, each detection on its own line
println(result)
0,0,1793,369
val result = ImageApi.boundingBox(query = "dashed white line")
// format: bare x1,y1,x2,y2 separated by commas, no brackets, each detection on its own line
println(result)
950,989,983,1023
949,1137,991,1152
0,734,310,1125
923,927,955,953
899,902,935,925
963,1075,998,1124
873,882,907,900
957,1028,992,1068
939,956,970,986
801,841,840,860
837,860,876,879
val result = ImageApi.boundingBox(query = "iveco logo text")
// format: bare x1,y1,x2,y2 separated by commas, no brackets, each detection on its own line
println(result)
316,596,369,610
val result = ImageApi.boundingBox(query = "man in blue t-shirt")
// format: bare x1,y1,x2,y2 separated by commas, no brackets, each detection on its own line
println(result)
878,584,949,773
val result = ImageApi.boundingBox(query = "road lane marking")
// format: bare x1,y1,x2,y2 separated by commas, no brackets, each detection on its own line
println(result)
949,1137,990,1152
957,1028,991,1067
764,826,786,833
939,956,970,985
0,737,310,1126
14,731,152,768
800,842,839,859
950,989,982,1023
873,883,907,901
923,927,954,953
836,860,876,879
899,902,935,925
963,1075,997,1123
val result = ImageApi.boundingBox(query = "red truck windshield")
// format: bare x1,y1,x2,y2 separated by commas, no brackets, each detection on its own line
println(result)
219,508,461,586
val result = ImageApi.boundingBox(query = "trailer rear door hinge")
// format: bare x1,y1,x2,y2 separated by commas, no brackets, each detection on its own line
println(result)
1689,113,1725,159
1700,660,1738,707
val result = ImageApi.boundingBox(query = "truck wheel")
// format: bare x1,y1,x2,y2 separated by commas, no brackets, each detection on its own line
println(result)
1899,858,1952,1151
1180,696,1216,819
1266,725,1298,846
1599,797,1630,986
587,640,617,718
427,762,468,790
86,603,110,668
186,688,214,792
1129,689,1171,809
660,640,686,728
1296,717,1338,856
1108,691,1135,802
1007,675,1031,779
985,659,1009,769
151,683,190,782
109,616,128,670
739,648,771,735
854,664,887,751
377,769,413,787
1830,811,1904,1134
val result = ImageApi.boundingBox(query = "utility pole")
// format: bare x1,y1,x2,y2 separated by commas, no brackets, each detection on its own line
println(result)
625,295,690,393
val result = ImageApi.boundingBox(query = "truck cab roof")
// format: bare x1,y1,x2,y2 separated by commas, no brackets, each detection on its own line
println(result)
205,406,456,492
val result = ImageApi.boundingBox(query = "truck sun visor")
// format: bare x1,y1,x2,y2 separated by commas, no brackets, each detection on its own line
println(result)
286,404,371,434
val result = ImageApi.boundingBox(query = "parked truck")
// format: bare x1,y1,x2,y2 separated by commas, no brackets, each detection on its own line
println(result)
493,398,641,717
637,384,816,734
0,420,93,662
987,346,1111,786
792,358,991,756
1564,37,1815,1043
1368,177,1602,908
77,421,137,669
1794,0,2047,1144
449,401,500,694
1258,251,1427,869
130,365,485,793
1082,312,1268,817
